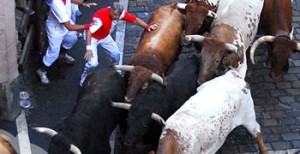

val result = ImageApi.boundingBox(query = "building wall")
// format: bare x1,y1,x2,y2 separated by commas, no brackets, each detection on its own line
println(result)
0,0,20,121
0,0,19,83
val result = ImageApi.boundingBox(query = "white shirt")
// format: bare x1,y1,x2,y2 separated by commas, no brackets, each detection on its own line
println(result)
47,0,72,32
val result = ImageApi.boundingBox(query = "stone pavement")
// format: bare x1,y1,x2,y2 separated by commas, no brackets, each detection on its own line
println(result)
1,0,298,153
121,0,300,153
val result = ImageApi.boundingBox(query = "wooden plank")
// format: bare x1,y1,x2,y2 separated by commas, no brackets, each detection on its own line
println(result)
18,13,29,36
19,24,34,66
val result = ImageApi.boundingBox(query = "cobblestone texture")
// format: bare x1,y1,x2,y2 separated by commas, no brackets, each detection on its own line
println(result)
123,0,300,153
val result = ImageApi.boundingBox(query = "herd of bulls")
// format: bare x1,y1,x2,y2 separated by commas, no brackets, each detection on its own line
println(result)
2,0,299,154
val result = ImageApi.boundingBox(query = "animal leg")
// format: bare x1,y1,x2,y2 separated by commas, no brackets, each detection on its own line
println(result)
243,122,268,154
255,131,269,154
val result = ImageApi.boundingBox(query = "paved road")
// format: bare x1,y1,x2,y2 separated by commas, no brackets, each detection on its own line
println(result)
0,0,299,153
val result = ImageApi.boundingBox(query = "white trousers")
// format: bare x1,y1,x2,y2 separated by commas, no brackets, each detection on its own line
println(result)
80,34,123,85
43,20,78,67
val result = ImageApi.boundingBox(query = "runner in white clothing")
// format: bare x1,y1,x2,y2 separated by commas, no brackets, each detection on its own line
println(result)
36,0,97,85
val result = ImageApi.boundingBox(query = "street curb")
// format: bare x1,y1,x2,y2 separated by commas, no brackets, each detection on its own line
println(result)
115,0,129,65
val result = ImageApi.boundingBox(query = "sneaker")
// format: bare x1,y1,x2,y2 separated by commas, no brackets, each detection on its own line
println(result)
36,69,50,84
60,53,75,64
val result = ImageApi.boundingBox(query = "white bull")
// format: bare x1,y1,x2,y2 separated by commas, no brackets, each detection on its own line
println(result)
155,70,268,154
186,0,264,84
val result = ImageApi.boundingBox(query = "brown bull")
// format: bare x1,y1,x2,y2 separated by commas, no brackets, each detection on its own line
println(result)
114,2,185,102
177,0,218,48
180,0,217,35
186,33,242,85
250,0,300,79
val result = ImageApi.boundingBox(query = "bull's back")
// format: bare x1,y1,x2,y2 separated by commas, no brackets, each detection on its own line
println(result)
211,0,263,51
135,3,185,66
163,71,250,153
259,0,293,35
52,68,127,154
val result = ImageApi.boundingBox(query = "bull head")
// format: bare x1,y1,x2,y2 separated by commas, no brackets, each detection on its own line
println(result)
177,2,217,35
32,127,82,154
113,65,164,102
250,35,300,79
177,2,217,48
111,101,165,154
186,35,241,85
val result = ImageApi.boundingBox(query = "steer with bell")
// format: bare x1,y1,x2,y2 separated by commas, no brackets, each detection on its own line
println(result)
250,0,300,79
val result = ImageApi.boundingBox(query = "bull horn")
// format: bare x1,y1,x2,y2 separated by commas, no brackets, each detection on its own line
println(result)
33,127,82,154
297,42,300,51
225,43,243,57
151,73,164,85
176,3,187,9
111,101,131,110
185,35,205,42
207,10,217,18
151,113,166,127
32,127,58,136
70,145,82,154
250,35,275,64
225,43,238,53
113,65,134,72
225,43,245,58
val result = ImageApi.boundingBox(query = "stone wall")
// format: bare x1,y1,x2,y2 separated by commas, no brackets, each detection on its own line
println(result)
0,0,20,121
0,0,19,82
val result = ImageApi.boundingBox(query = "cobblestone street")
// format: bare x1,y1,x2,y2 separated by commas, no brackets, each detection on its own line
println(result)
0,0,299,153
122,0,300,153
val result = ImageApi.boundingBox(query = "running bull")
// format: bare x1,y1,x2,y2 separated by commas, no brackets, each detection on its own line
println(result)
153,70,268,154
111,55,200,154
250,0,300,79
34,67,127,154
114,1,186,102
185,0,264,84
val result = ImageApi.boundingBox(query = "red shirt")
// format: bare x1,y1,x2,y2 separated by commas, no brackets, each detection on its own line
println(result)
88,7,137,39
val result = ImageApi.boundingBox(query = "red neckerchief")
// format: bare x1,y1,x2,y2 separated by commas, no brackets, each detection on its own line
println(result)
62,0,66,5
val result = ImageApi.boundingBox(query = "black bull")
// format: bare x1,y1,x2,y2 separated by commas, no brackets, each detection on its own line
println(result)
46,67,127,154
115,55,200,154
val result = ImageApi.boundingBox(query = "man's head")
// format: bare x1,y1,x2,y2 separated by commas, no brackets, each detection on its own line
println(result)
110,3,124,20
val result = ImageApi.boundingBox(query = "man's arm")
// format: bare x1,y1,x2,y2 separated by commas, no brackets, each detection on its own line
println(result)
84,30,93,61
83,17,102,61
134,18,157,32
64,21,88,31
121,11,157,31
64,1,97,31
71,0,97,8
